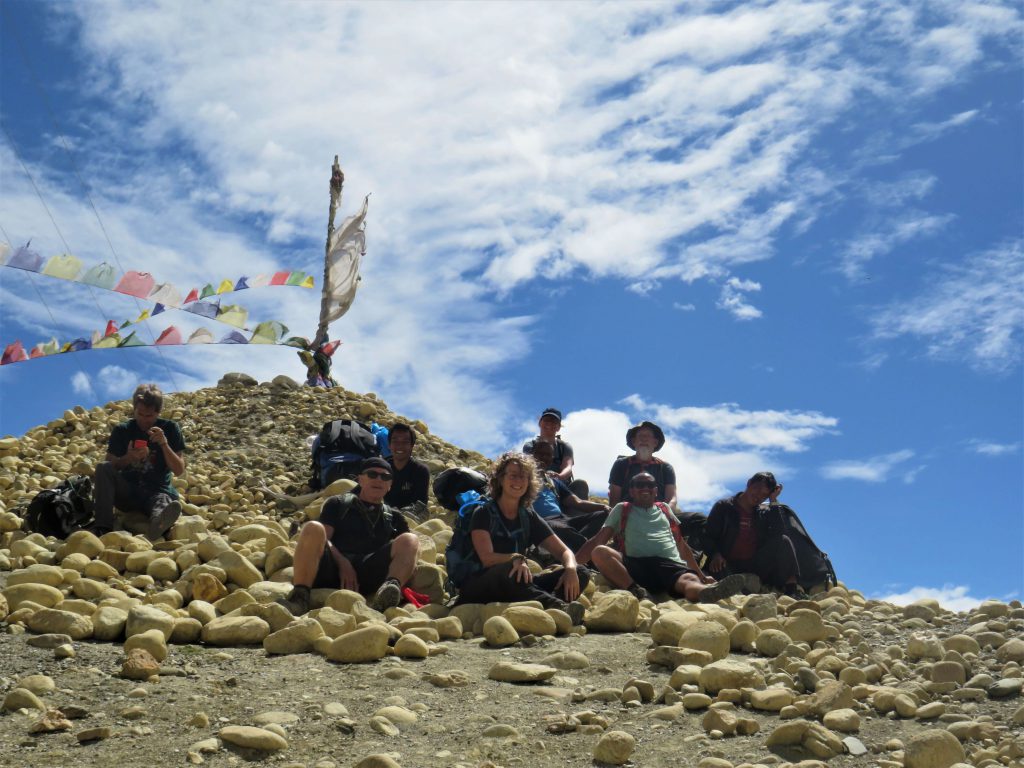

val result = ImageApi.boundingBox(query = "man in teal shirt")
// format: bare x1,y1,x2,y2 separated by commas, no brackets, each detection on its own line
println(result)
576,473,744,603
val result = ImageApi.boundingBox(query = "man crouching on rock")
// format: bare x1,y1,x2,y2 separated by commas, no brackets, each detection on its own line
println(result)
92,383,186,540
278,457,420,615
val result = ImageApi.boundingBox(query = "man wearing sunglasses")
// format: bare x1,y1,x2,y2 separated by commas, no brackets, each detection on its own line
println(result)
278,457,420,615
576,473,745,604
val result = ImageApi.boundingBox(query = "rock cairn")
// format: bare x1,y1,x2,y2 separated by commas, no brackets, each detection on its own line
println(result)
0,375,1021,767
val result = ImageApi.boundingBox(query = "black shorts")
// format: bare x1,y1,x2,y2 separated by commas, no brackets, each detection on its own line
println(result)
313,541,393,597
623,555,695,593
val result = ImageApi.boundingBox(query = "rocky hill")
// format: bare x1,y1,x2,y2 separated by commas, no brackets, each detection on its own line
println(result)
0,376,1021,768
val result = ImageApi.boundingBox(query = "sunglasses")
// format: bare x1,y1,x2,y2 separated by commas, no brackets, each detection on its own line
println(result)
364,470,393,481
631,481,657,489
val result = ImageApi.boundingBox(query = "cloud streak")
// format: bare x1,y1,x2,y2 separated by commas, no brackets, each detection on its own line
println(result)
820,449,915,482
871,241,1024,372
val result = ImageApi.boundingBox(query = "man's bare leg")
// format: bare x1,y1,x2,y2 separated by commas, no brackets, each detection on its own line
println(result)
592,545,636,589
387,532,420,585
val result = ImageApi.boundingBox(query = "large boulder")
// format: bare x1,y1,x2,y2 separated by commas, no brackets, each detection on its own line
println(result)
585,591,639,632
200,616,270,645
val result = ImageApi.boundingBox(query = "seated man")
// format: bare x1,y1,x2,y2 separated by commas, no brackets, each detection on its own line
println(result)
522,407,588,498
529,440,610,551
278,458,420,615
577,473,745,603
704,472,805,598
92,383,186,540
608,421,676,507
385,422,430,511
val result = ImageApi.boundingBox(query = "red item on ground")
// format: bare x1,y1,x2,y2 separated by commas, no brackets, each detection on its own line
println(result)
401,587,430,608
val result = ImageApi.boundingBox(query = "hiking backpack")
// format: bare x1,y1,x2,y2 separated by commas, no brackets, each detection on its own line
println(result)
444,496,530,590
309,418,380,489
766,503,838,590
432,466,489,512
22,475,94,538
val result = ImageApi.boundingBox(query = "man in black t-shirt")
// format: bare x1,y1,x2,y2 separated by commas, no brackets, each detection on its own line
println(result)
385,423,430,510
607,421,677,507
522,407,589,497
278,457,421,615
92,383,186,540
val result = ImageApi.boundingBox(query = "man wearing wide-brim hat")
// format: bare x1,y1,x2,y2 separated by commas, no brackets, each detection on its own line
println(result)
607,420,677,508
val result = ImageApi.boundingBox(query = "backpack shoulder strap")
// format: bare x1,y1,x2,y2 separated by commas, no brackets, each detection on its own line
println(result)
616,502,632,551
655,501,681,543
516,506,531,552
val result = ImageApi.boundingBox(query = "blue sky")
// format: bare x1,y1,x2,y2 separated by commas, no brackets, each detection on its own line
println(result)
1,1,1021,610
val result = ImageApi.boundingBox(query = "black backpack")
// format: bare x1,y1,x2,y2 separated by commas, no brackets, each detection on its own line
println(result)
310,419,380,489
23,475,95,538
766,503,837,591
432,466,489,512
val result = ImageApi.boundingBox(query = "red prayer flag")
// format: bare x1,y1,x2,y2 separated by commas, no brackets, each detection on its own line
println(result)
155,326,182,345
1,341,27,365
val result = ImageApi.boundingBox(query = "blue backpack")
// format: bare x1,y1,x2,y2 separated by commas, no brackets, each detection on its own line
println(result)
309,419,380,489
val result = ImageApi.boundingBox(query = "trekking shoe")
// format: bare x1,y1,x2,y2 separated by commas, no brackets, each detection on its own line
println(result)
627,582,651,602
371,578,403,612
147,500,182,541
784,583,810,600
698,573,746,604
741,573,762,594
276,585,311,616
564,601,586,626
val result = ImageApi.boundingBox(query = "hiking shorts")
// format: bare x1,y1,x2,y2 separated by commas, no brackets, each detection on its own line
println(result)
313,541,393,597
623,555,695,594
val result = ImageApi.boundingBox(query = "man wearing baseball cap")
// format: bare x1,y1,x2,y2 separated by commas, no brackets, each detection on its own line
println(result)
278,457,420,615
522,407,589,497
607,421,676,508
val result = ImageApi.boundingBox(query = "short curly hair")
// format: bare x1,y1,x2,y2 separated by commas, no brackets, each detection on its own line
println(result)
488,451,540,505
132,383,164,412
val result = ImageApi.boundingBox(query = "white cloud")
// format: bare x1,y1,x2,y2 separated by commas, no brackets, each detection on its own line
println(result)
912,108,980,141
820,449,914,482
840,212,955,280
622,394,838,452
969,440,1021,456
716,276,763,320
70,371,92,395
96,365,139,397
874,584,990,613
871,241,1024,371
514,396,837,507
673,302,696,312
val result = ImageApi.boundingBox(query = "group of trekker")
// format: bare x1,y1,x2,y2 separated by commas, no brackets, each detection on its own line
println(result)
93,387,831,625
278,406,829,619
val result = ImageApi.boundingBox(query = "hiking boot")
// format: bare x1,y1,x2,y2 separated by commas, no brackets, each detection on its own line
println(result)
784,583,810,600
548,599,586,626
627,582,651,602
371,578,403,612
276,585,311,616
566,601,586,626
741,573,762,594
698,573,746,604
147,500,182,541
